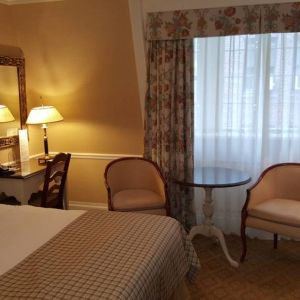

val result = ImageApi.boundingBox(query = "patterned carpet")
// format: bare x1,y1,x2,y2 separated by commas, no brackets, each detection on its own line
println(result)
188,235,300,300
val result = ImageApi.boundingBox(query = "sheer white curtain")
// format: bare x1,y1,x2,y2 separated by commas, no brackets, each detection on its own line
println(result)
194,33,300,237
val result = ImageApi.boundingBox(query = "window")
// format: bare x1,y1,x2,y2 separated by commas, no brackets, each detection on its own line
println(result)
193,33,300,232
194,33,300,137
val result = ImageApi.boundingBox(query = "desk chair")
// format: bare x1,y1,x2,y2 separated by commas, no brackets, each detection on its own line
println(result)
28,153,71,209
104,157,170,216
240,163,300,261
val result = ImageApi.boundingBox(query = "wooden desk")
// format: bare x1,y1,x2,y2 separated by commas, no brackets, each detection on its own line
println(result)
0,159,46,205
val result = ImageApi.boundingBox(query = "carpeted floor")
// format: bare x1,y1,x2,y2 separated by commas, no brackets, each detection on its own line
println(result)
187,235,300,300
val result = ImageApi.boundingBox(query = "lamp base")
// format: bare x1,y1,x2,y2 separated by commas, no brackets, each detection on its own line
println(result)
38,155,54,165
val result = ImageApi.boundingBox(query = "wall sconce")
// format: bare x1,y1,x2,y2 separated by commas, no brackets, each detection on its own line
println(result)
0,105,15,123
26,105,63,164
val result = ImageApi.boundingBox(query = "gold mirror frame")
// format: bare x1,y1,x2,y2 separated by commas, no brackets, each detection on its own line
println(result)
0,55,27,149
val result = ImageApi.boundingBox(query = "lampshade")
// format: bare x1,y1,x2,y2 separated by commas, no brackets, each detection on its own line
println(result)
26,105,63,125
0,105,15,122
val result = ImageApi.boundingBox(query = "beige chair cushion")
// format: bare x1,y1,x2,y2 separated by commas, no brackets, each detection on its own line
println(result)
113,189,165,211
248,198,300,228
246,216,300,239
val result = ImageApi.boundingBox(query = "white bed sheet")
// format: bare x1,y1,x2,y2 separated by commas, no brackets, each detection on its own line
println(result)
0,204,84,276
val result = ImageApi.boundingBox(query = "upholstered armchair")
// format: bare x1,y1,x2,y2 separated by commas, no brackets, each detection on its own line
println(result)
240,163,300,261
104,157,170,216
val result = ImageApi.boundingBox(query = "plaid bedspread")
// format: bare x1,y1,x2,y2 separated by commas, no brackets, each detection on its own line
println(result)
0,210,200,299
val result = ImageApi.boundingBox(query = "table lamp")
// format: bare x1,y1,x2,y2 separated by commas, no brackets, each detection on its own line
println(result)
0,105,15,123
0,105,15,174
26,105,63,164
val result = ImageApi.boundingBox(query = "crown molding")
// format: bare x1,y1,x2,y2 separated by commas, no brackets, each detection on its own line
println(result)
0,0,63,5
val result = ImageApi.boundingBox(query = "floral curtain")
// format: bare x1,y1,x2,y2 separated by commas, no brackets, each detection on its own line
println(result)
146,2,300,40
144,39,195,228
144,1,300,229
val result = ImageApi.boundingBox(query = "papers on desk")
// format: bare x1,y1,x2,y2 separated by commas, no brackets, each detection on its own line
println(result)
19,129,29,162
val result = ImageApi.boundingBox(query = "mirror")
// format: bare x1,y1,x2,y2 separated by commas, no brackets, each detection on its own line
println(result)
0,52,27,149
0,66,20,136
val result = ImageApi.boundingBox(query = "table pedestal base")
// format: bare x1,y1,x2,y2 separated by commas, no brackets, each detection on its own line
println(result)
189,187,239,268
189,224,239,268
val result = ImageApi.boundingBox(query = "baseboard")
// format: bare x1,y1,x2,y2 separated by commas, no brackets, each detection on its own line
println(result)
69,201,108,211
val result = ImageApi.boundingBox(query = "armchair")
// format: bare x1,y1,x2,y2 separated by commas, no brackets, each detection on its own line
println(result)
104,157,170,216
240,163,300,261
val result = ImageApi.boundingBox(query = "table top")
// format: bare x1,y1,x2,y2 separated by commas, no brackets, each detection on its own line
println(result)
0,158,46,179
175,167,251,188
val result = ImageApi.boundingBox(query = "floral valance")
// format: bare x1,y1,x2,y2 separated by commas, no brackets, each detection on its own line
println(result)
146,2,300,40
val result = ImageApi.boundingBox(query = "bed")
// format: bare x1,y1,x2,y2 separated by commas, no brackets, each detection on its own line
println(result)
0,204,200,299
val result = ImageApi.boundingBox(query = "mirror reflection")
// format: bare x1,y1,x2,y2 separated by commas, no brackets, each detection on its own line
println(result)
0,65,20,137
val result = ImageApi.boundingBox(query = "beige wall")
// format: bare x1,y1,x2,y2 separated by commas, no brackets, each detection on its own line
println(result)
0,4,16,45
2,0,143,205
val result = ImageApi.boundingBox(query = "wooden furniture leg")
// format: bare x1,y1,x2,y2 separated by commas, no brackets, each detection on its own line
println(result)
240,209,247,262
240,222,247,262
274,233,278,249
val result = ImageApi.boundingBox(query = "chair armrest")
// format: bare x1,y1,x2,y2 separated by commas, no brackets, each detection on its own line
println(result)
244,163,300,212
246,170,276,210
247,182,274,210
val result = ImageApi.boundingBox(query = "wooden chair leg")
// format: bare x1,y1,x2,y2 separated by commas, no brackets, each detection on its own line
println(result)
273,233,278,249
240,222,247,262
